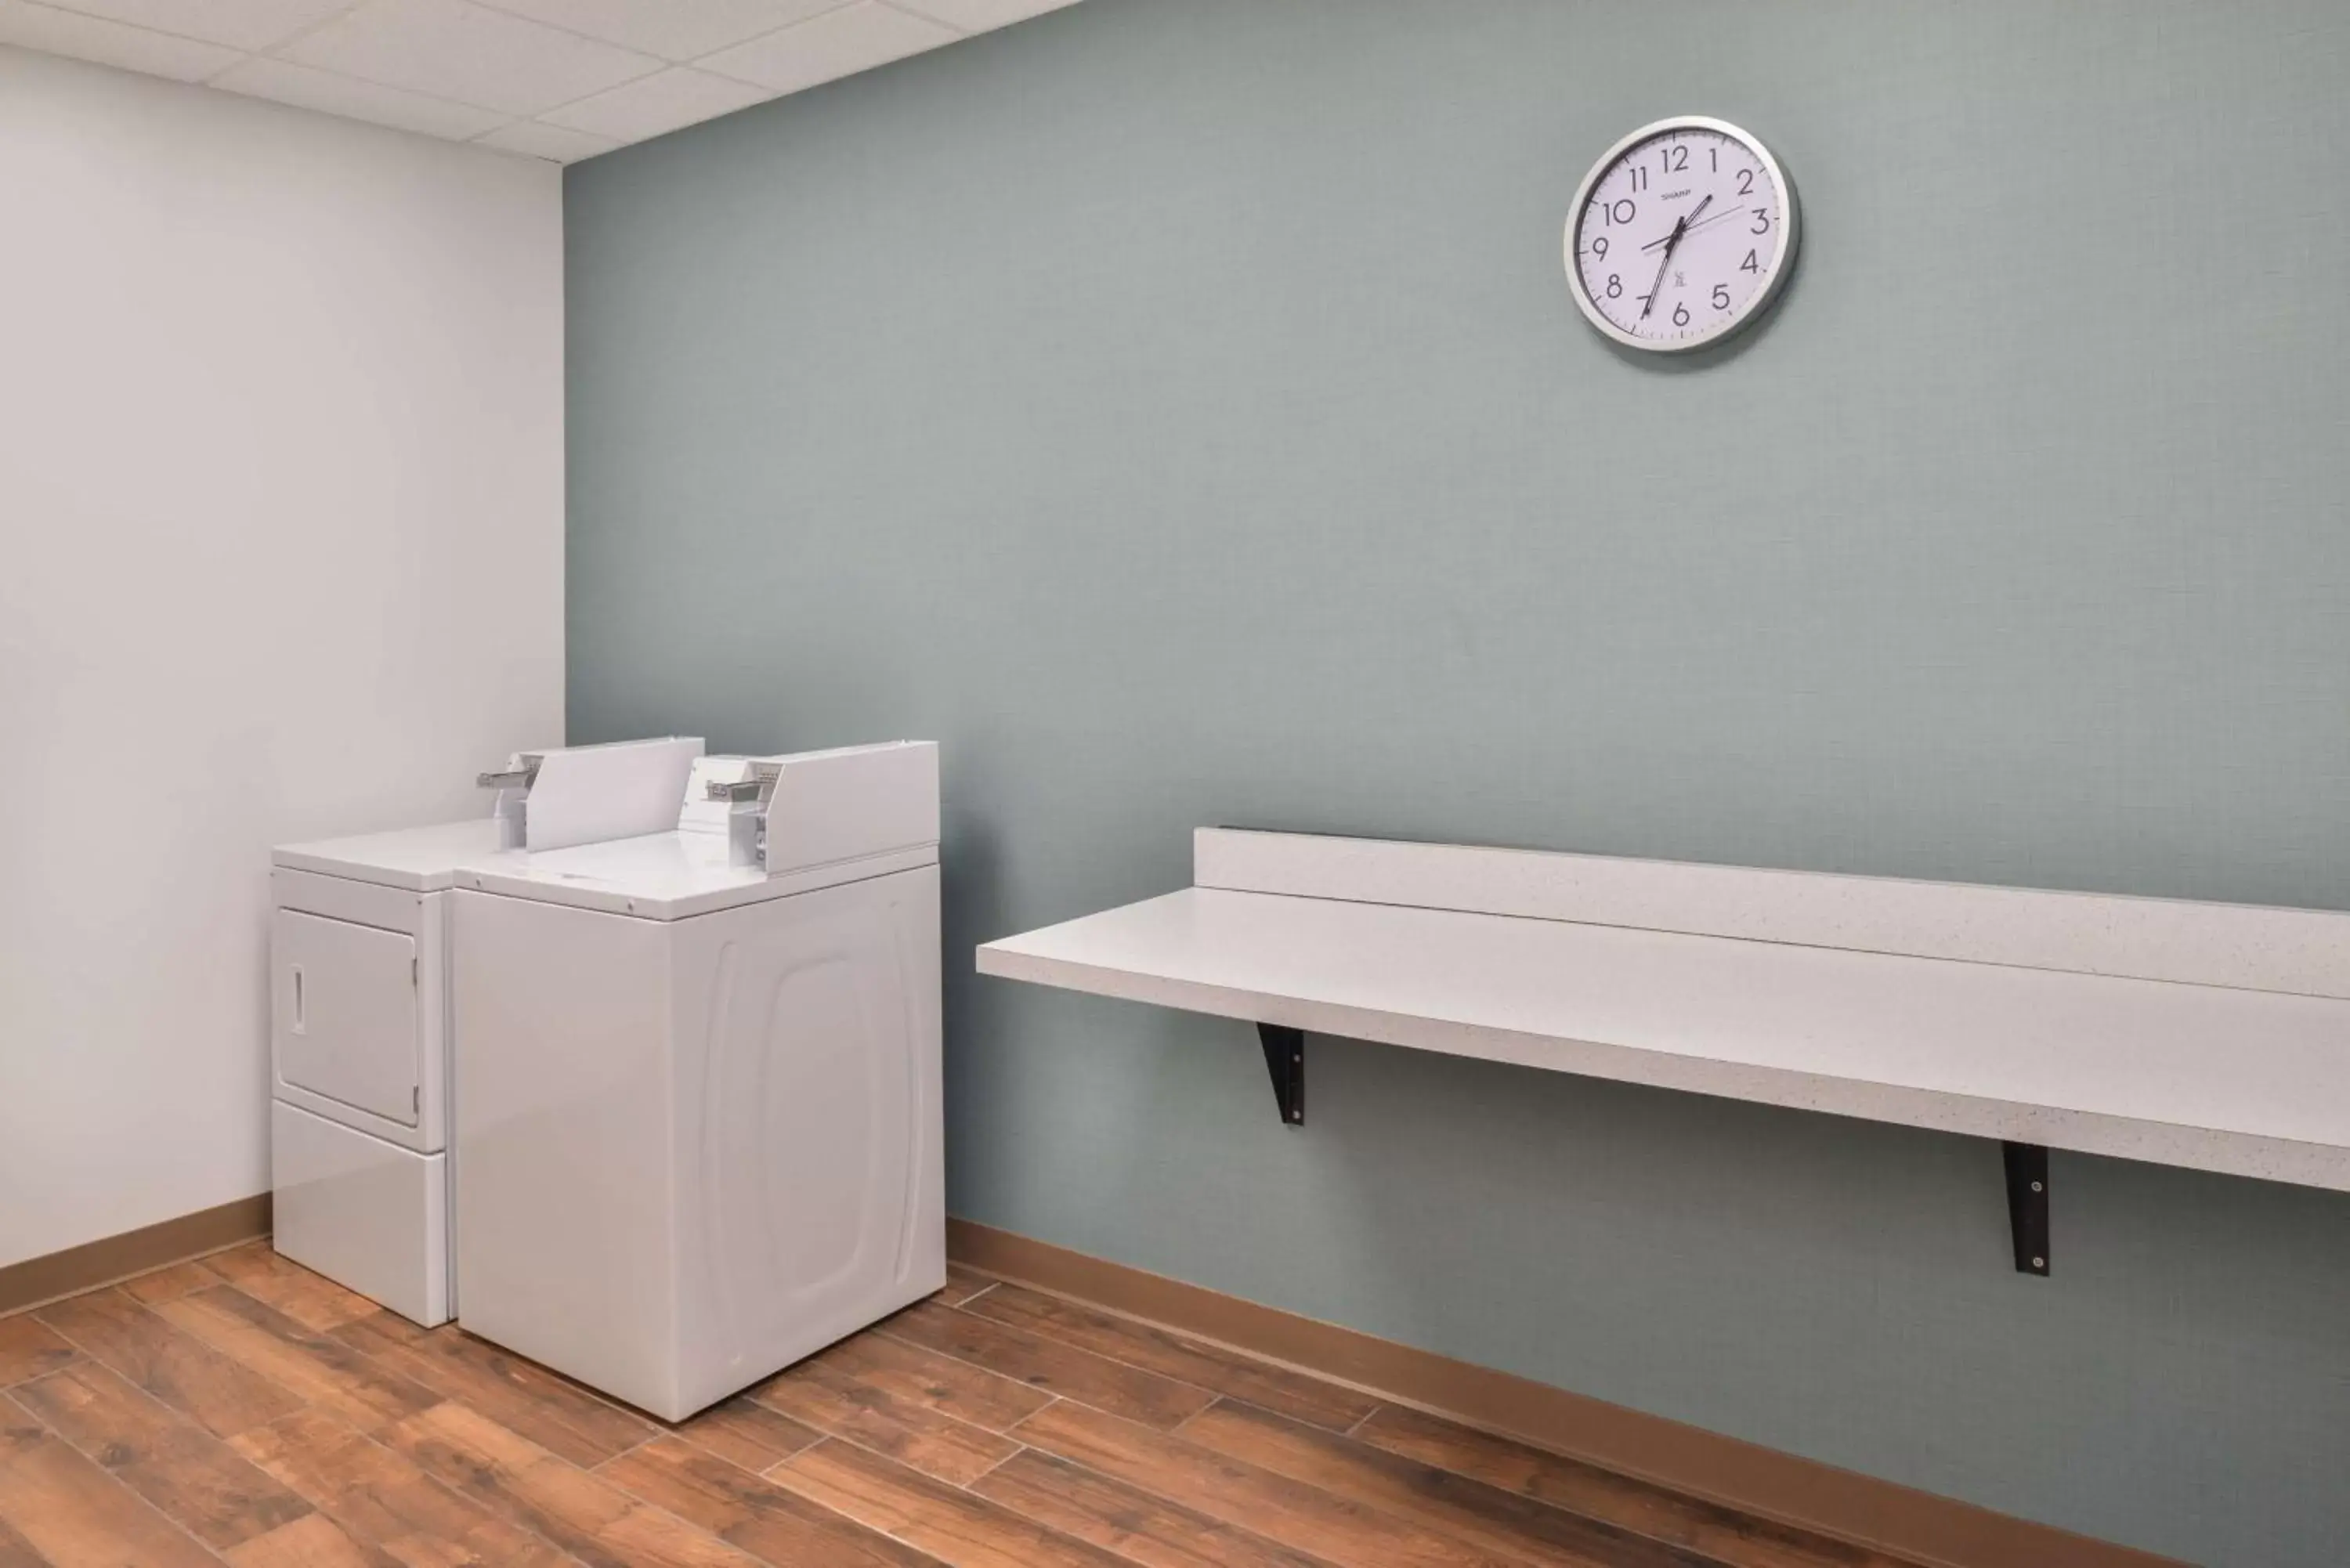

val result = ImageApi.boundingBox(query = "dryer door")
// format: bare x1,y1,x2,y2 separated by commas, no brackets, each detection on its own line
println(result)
273,909,421,1128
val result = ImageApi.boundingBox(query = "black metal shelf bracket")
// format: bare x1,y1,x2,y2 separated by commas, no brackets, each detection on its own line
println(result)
1257,1024,1304,1126
2003,1142,2049,1276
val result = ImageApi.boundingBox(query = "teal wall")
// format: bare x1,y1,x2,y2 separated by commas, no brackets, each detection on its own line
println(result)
564,3,2350,1560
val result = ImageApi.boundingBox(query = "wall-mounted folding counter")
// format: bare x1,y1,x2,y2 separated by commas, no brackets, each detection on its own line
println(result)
978,829,2350,1276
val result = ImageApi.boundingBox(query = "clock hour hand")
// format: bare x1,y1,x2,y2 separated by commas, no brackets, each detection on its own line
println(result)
1640,195,1727,251
1645,193,1720,251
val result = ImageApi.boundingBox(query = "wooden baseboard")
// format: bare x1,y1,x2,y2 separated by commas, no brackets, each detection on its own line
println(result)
0,1194,272,1319
948,1218,2178,1568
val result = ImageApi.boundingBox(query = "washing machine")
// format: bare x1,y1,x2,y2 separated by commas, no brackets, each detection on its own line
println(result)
267,737,704,1324
450,740,944,1421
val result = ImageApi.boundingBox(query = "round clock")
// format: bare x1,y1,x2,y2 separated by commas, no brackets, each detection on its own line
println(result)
1563,116,1799,352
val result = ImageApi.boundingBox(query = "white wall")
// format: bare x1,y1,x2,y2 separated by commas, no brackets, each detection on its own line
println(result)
0,47,565,1270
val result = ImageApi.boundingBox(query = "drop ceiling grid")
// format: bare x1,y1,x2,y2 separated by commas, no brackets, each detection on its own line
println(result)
0,0,1081,161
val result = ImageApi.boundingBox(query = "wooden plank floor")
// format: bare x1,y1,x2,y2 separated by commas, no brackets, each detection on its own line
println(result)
0,1245,1928,1568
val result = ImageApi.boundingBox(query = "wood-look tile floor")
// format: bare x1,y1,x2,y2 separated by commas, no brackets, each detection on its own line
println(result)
0,1244,1925,1568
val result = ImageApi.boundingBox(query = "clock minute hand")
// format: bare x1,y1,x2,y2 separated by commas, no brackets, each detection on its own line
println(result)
1640,213,1688,318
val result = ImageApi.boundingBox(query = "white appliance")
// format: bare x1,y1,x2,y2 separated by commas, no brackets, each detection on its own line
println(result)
450,741,944,1420
268,737,704,1325
269,818,497,1326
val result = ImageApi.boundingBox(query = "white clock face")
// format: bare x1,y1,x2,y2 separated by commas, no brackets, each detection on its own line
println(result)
1565,117,1797,352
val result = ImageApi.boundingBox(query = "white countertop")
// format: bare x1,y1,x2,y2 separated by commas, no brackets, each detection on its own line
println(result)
979,836,2350,1192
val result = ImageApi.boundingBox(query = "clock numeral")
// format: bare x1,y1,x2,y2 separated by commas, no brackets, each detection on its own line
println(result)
1659,144,1688,174
1603,198,1636,226
1750,207,1771,233
1740,249,1760,274
1712,284,1731,311
1708,146,1719,172
1589,235,1608,259
1605,274,1622,299
1736,168,1755,196
1625,164,1649,192
1672,302,1691,327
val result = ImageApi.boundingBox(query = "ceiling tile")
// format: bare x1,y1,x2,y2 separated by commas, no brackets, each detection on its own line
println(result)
884,0,1076,34
471,0,847,63
0,0,242,79
31,0,362,52
280,0,659,116
212,55,511,137
473,117,615,161
700,1,956,96
539,65,765,142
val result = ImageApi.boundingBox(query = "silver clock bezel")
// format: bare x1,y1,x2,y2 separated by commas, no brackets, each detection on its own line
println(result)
1563,115,1799,355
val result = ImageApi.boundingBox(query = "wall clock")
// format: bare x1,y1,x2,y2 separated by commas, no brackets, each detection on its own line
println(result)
1564,116,1799,352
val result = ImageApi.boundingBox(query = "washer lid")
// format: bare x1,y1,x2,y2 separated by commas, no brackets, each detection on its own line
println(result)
454,830,937,921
